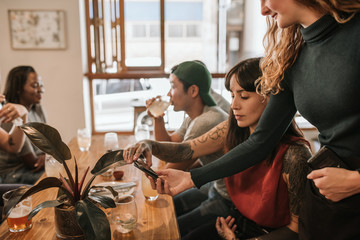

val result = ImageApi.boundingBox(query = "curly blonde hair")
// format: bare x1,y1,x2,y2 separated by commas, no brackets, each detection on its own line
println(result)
257,0,360,96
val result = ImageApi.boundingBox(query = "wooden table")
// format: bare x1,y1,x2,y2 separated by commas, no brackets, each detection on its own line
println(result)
0,135,180,240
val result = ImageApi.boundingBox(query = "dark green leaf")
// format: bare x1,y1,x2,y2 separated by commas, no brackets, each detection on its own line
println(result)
87,195,116,209
76,199,111,240
27,198,65,222
3,178,73,218
91,150,126,175
104,186,119,198
20,122,71,163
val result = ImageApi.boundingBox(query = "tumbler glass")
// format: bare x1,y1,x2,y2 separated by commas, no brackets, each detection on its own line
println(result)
3,189,32,232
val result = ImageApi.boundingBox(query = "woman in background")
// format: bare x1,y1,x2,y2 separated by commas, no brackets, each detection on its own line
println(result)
0,66,46,184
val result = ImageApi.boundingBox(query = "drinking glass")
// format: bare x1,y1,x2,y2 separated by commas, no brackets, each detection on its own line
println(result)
77,128,91,151
102,132,119,177
141,173,159,201
45,154,64,177
3,189,32,232
104,132,119,152
148,95,171,117
111,195,137,233
134,124,150,142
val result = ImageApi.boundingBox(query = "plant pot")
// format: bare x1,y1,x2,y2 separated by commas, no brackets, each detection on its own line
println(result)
54,205,85,239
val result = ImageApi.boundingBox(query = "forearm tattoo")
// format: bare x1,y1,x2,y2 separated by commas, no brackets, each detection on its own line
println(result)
282,142,312,215
151,141,194,163
193,122,228,146
8,136,14,146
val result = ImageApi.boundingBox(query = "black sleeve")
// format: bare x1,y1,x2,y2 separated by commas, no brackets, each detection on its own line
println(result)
190,88,297,188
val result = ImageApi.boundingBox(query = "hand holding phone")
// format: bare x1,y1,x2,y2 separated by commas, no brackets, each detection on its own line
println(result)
133,158,158,180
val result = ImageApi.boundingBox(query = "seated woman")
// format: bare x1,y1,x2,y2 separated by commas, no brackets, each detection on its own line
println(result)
0,66,46,184
124,58,312,239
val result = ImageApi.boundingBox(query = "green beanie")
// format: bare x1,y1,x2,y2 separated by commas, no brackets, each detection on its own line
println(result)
172,61,216,106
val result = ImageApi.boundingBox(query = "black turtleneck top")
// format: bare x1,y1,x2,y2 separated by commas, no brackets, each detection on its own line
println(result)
191,13,360,188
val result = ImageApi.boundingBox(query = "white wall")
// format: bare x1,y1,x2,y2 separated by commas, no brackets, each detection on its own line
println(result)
241,0,267,59
0,0,85,143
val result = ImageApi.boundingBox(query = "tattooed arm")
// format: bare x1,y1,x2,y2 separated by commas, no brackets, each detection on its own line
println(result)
0,126,26,153
124,120,228,166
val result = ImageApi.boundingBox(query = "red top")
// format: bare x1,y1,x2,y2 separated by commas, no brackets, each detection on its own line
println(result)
225,140,296,228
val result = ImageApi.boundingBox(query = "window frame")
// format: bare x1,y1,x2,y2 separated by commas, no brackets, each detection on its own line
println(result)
85,0,231,134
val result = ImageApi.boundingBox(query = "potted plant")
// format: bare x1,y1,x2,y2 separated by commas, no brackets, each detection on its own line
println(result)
2,122,126,240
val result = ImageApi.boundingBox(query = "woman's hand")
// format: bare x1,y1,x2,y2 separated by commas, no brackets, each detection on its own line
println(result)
0,102,28,123
148,168,195,196
215,216,237,240
123,140,153,166
307,167,360,202
32,154,45,172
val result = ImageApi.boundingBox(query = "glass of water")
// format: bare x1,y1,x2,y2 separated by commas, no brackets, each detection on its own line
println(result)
134,124,150,142
77,128,91,151
148,95,171,117
45,154,63,177
104,132,119,153
102,132,119,177
111,195,137,233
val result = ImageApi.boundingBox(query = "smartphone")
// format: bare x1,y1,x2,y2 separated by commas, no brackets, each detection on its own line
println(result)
133,158,158,180
307,146,348,170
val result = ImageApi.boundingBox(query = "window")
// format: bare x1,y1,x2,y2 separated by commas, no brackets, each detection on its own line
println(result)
186,24,200,37
132,24,146,38
149,24,160,37
168,24,183,38
85,0,245,133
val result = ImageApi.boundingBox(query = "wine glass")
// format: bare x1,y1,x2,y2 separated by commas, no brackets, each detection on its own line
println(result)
111,195,137,233
134,124,150,142
77,128,91,151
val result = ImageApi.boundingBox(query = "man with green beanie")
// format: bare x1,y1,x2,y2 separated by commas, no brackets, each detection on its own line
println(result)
146,60,228,170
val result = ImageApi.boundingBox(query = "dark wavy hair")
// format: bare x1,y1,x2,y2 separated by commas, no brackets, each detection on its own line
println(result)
224,58,303,163
3,66,36,104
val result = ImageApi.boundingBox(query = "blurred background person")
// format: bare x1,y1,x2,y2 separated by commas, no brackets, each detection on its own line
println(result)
0,66,46,184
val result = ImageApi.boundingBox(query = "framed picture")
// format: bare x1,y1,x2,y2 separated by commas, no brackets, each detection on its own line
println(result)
8,10,66,50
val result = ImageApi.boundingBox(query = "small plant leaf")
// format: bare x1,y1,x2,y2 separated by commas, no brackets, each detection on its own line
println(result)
20,122,71,163
3,178,72,219
27,198,66,222
76,199,111,240
59,174,74,196
78,167,90,194
87,195,116,209
91,150,126,175
74,156,79,202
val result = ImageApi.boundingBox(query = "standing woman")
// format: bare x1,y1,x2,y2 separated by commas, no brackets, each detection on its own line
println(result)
0,66,46,184
138,1,360,239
